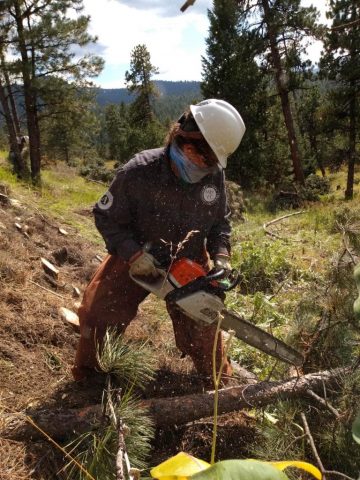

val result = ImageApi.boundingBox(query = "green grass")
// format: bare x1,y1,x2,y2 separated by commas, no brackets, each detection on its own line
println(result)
0,154,105,243
226,167,360,383
0,153,21,187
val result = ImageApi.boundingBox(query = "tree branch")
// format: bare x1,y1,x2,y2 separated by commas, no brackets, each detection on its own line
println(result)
306,389,341,418
300,412,327,479
1,366,351,441
331,18,360,31
263,210,306,240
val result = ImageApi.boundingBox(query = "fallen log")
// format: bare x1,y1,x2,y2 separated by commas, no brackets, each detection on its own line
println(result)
1,366,350,442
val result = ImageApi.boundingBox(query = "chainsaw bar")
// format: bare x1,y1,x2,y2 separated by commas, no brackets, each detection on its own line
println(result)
221,308,304,367
130,262,303,367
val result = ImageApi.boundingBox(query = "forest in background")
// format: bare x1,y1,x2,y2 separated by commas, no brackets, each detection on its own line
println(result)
0,0,358,200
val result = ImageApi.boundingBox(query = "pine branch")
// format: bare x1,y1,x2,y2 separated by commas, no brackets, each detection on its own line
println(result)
331,18,360,31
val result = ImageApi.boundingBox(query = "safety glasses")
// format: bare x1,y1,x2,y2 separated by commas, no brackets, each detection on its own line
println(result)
189,139,218,167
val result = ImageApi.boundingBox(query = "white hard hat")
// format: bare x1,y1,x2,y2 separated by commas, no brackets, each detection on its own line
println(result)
190,99,246,168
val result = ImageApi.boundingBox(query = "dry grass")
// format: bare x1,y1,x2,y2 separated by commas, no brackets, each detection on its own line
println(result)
0,171,212,477
0,438,29,480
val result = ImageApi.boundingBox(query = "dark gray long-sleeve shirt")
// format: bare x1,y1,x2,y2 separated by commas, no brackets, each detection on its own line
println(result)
93,147,231,266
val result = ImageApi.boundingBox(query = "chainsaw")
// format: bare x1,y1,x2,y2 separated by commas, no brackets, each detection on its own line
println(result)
130,257,303,366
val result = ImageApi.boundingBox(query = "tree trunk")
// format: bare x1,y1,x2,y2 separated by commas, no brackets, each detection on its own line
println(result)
6,80,21,137
345,4,357,200
345,92,356,200
13,2,42,184
1,367,350,442
0,51,21,137
0,78,26,176
309,131,325,177
261,0,305,185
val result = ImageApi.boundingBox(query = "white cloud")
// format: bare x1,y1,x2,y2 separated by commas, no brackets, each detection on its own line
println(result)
81,0,211,88
81,0,329,89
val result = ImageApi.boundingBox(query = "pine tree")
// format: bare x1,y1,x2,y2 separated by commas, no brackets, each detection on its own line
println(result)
123,44,165,159
41,77,100,165
0,3,25,176
1,0,103,183
125,44,159,127
296,81,328,177
201,0,268,187
202,0,320,187
320,0,360,199
104,102,130,162
257,0,320,185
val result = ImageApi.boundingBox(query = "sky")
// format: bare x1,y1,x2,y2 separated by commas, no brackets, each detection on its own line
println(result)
80,0,330,89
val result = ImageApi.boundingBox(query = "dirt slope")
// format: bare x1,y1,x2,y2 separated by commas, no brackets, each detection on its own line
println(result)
0,184,253,479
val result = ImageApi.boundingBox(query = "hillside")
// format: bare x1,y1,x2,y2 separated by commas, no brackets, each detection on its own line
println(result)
0,160,254,479
0,156,359,478
95,80,201,106
0,81,202,130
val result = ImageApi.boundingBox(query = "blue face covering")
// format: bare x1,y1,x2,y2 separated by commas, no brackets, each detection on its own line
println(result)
169,142,217,184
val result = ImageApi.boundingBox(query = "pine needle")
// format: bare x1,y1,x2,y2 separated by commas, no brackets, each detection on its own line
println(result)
96,328,157,390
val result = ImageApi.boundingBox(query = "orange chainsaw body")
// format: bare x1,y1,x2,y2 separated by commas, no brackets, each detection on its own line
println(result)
168,258,207,287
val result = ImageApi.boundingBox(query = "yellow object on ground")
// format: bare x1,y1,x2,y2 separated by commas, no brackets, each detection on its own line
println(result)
150,453,322,480
269,460,322,480
150,452,210,480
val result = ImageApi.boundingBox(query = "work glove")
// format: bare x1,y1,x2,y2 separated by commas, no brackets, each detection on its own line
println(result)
129,251,159,277
214,254,232,274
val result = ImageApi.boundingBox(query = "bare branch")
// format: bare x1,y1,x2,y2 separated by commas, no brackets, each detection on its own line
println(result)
324,471,355,480
306,389,341,418
29,279,67,299
180,0,196,13
300,412,327,479
263,210,306,240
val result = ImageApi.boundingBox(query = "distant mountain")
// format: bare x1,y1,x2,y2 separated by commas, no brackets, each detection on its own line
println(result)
0,81,202,130
95,80,201,107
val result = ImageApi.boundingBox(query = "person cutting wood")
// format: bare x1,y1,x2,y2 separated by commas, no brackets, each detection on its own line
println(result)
72,99,246,383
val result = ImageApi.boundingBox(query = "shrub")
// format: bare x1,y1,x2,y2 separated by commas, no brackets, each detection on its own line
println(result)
79,163,114,184
268,175,331,211
237,241,292,294
302,174,331,201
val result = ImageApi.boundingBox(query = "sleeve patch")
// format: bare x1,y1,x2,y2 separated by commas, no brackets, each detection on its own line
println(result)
97,191,114,210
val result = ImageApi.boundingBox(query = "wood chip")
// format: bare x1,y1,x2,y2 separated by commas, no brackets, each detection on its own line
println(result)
41,258,59,278
59,307,79,330
73,301,81,311
72,286,81,297
58,227,68,236
10,199,22,208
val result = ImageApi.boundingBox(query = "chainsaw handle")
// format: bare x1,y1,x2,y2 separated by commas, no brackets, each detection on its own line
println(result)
219,268,240,291
205,268,240,291
205,268,227,281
